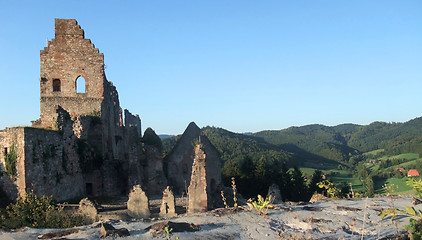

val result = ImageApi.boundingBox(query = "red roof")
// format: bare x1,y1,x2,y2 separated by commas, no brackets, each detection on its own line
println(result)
408,169,420,177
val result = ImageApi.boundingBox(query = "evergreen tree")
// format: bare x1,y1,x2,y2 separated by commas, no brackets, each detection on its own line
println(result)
290,166,309,201
278,163,291,201
365,176,375,197
308,170,323,196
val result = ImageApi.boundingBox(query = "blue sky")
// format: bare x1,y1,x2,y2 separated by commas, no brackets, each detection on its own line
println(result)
0,1,421,135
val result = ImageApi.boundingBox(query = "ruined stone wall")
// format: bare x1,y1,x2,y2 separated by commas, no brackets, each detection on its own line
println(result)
165,122,200,194
124,109,142,138
0,18,148,201
0,126,86,201
142,128,167,195
71,115,104,197
125,110,144,189
23,127,84,201
187,144,208,213
187,139,222,213
0,128,26,200
165,122,222,196
39,19,105,129
200,135,222,194
39,18,130,197
40,97,102,129
100,81,128,196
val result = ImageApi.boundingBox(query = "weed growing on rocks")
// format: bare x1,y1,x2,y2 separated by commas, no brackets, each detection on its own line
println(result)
247,194,274,215
231,177,238,208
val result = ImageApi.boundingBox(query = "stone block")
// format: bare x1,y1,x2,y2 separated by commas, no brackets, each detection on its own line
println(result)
159,186,176,218
127,185,150,219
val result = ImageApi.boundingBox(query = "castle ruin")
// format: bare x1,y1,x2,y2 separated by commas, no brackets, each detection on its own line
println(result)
0,19,222,211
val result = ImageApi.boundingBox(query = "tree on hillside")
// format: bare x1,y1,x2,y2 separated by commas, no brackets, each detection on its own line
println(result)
276,163,291,201
289,166,309,202
308,170,324,195
365,176,375,197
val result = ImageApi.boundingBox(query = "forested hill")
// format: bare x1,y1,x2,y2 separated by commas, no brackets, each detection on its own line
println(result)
162,117,422,170
253,116,422,165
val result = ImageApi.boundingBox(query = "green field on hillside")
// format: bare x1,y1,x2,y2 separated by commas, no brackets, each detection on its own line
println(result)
374,177,414,195
379,153,420,161
327,170,365,192
300,166,419,195
364,149,385,156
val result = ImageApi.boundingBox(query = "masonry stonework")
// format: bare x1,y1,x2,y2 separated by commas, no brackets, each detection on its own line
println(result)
0,19,222,214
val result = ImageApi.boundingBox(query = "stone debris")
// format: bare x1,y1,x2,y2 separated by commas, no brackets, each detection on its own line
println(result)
37,228,79,239
127,185,150,219
159,186,176,218
146,221,200,236
412,197,422,205
100,222,130,238
336,205,362,212
78,198,98,223
309,193,326,203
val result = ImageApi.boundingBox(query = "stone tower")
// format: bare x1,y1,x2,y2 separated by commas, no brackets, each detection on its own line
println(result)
39,19,106,129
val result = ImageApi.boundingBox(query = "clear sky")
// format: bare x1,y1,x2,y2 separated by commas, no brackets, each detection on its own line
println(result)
0,1,421,135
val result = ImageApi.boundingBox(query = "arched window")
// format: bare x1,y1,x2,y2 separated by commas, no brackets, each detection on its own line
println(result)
53,79,61,92
76,76,86,93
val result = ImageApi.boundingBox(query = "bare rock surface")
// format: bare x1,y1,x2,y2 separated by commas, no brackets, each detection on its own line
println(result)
0,197,419,240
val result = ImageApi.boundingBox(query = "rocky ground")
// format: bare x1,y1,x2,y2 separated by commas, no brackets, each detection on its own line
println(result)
0,196,418,240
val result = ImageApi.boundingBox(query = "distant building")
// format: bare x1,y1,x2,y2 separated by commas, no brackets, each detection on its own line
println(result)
396,168,406,173
408,169,420,177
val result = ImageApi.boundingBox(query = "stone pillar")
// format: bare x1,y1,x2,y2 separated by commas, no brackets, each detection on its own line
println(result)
267,183,282,204
127,185,150,219
187,144,208,214
159,186,176,218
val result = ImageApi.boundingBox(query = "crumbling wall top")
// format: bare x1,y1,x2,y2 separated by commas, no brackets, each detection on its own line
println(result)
55,19,84,38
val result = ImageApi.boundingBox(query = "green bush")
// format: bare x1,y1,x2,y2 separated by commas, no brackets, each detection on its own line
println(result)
4,144,17,179
0,191,86,229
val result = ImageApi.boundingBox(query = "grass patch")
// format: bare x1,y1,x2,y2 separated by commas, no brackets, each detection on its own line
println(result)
299,167,320,177
374,177,414,195
393,159,422,168
327,170,365,192
364,149,385,156
379,153,420,161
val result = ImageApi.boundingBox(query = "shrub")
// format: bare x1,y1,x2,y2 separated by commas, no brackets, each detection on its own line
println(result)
0,191,85,229
4,144,17,179
317,180,341,199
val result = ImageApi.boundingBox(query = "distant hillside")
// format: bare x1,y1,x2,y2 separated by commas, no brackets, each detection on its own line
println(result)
163,126,340,169
254,124,360,164
254,117,422,164
201,126,291,164
158,134,175,140
162,116,422,170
